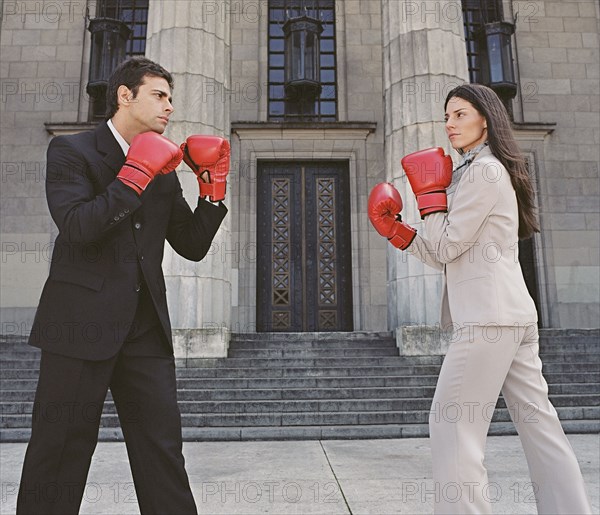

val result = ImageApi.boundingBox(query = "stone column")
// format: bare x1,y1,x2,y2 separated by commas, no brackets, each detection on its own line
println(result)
145,0,232,361
381,0,469,353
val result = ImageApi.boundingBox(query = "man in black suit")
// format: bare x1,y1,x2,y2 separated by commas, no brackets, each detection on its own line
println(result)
17,57,228,514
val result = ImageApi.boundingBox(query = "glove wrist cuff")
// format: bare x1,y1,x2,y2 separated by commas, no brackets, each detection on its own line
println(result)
198,180,226,202
388,222,417,250
117,164,151,195
417,191,448,218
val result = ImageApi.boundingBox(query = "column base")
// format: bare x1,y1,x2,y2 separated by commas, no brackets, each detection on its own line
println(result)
395,325,451,355
172,327,230,364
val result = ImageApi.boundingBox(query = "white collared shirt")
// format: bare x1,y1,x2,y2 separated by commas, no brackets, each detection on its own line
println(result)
107,119,130,156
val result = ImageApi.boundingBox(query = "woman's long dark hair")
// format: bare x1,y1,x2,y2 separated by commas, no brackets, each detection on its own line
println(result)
444,84,540,239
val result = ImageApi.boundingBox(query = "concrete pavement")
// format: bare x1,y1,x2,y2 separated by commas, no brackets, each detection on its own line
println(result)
1,435,598,514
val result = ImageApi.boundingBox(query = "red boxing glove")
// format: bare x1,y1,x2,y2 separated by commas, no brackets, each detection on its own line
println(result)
181,135,230,202
117,132,183,195
401,147,453,218
368,183,417,251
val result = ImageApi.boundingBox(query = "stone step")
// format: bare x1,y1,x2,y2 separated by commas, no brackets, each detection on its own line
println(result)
2,340,597,361
3,381,599,403
0,344,398,358
227,348,401,358
3,393,598,416
3,334,597,351
1,375,435,390
0,356,448,368
228,347,599,361
538,328,599,341
0,386,436,402
229,331,394,343
537,352,600,363
1,329,597,351
2,418,599,443
2,349,597,369
175,365,446,378
539,340,600,353
2,371,598,390
174,361,600,375
0,329,597,443
2,405,598,429
228,341,397,351
187,419,600,440
1,362,598,381
2,346,598,364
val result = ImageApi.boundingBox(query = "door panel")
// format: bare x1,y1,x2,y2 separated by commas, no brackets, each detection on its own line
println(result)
257,161,353,332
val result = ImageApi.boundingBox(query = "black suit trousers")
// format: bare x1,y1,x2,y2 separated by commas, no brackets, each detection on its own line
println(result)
16,328,197,515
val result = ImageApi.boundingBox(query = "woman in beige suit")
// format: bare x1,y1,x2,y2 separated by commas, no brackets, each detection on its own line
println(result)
369,83,592,514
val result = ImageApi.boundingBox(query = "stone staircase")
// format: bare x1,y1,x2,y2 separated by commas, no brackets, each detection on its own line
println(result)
1,330,598,441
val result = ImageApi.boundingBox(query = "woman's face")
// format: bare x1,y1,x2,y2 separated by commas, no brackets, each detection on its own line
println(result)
444,96,488,153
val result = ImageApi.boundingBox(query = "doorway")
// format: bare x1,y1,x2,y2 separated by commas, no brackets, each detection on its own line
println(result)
256,161,353,332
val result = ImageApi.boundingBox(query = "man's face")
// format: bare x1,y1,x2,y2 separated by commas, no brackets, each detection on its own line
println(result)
119,75,174,135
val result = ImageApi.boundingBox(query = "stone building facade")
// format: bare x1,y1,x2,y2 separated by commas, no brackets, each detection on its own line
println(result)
1,0,598,355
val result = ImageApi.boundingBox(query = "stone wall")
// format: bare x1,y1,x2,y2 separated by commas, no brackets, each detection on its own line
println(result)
514,0,599,327
0,0,598,338
382,0,469,329
0,0,90,335
145,0,233,345
229,0,387,331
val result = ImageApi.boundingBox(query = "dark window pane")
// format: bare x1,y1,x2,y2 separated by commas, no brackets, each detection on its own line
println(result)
268,1,337,121
134,24,145,38
102,0,149,57
320,39,334,52
320,101,336,115
320,54,335,67
269,102,285,115
132,39,144,54
320,8,334,23
270,54,284,67
269,23,283,37
270,85,285,99
270,39,284,52
269,69,285,83
271,9,285,21
322,24,334,38
320,85,335,99
321,69,335,83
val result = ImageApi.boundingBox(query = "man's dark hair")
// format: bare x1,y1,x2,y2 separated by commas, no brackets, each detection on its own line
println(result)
105,57,174,120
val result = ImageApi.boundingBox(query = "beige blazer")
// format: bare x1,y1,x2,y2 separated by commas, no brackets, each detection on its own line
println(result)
408,146,538,328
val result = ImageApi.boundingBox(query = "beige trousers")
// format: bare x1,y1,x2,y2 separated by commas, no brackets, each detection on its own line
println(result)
429,324,592,514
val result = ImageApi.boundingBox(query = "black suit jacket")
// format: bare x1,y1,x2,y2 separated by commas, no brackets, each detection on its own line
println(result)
29,122,228,360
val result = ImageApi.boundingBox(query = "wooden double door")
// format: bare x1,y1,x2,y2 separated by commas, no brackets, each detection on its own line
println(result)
257,161,353,332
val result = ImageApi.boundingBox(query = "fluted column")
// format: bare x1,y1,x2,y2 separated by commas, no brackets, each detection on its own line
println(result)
146,0,232,360
382,0,469,351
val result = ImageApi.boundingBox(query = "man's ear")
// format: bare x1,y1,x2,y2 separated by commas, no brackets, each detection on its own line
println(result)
117,85,133,107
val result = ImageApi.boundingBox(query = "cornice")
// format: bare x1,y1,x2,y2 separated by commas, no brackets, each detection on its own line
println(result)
512,122,556,141
231,121,377,140
45,122,98,136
